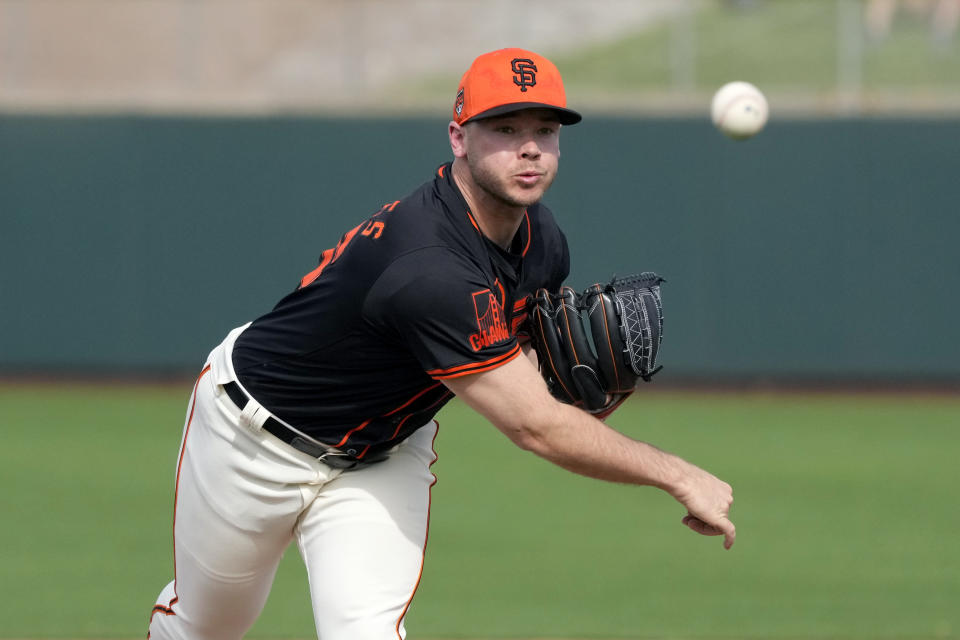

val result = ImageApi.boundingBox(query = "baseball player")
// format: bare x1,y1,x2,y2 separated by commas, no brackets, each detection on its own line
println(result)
148,48,735,640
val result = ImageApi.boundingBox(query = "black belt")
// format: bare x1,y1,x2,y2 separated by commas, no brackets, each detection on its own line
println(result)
222,381,387,470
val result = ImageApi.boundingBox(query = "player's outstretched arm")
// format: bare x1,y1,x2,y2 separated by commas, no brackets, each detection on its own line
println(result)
442,352,736,549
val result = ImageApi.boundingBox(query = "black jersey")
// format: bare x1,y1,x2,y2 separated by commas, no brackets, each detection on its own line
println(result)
232,163,569,458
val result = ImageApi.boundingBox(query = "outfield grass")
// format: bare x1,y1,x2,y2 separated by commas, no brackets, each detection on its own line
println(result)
0,384,957,638
556,0,960,92
397,0,960,107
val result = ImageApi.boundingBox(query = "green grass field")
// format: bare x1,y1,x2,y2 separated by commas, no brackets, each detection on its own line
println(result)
397,0,960,107
556,0,960,92
1,384,957,639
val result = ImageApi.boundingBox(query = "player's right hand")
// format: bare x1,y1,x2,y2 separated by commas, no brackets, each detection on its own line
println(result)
668,463,736,549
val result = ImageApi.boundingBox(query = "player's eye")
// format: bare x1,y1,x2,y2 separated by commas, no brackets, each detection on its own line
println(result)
496,126,515,134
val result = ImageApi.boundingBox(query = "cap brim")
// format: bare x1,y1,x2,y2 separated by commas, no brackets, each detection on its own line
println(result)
466,102,582,126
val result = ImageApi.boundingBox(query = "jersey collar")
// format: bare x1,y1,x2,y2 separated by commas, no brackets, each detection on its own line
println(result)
435,162,532,259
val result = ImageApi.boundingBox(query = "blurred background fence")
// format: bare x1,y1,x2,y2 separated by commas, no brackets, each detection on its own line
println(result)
2,0,959,384
3,0,960,115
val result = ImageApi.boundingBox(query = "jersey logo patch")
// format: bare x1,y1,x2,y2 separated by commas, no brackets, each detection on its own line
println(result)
469,289,511,352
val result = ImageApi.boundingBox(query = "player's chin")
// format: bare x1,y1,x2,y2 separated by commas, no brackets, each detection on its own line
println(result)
507,182,551,207
509,191,546,207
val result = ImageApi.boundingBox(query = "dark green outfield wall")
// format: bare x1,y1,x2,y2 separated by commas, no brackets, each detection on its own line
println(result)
1,115,957,380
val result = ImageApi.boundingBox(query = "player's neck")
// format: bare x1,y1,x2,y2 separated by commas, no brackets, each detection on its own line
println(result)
451,160,524,251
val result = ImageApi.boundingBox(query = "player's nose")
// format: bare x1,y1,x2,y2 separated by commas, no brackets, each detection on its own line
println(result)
519,138,541,160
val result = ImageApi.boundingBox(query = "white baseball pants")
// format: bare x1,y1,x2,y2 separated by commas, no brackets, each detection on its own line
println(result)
149,330,439,640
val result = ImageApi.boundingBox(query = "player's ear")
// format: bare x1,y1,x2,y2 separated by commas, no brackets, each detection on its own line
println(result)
449,121,468,158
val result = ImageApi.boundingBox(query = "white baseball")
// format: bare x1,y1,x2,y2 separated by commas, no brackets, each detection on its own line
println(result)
711,81,769,140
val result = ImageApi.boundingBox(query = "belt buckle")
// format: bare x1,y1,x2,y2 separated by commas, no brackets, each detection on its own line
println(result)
317,452,359,470
288,435,342,462
289,435,360,469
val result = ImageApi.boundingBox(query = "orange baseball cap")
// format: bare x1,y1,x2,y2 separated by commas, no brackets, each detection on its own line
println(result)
453,48,582,126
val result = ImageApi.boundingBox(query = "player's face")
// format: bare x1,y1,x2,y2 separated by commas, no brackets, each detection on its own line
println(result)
462,109,561,209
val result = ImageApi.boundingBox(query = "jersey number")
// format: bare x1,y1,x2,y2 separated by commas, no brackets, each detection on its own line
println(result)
298,201,398,288
361,221,384,239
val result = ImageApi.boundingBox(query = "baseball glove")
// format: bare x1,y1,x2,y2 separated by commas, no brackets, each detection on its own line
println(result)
527,272,665,418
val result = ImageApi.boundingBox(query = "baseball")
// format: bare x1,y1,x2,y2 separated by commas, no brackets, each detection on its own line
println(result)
711,81,769,140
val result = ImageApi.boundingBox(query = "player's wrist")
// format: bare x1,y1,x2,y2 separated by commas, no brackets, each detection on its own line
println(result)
648,449,694,496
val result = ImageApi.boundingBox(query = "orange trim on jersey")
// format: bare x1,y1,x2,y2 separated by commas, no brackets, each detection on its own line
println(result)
388,390,451,440
521,210,532,256
437,165,446,178
466,208,529,255
387,199,401,212
465,211,481,232
388,413,416,441
394,421,440,640
336,382,445,449
334,417,372,449
511,296,530,334
149,364,210,628
384,382,443,416
510,311,528,335
427,343,521,379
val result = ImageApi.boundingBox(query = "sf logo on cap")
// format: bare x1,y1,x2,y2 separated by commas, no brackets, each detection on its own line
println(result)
511,58,537,92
